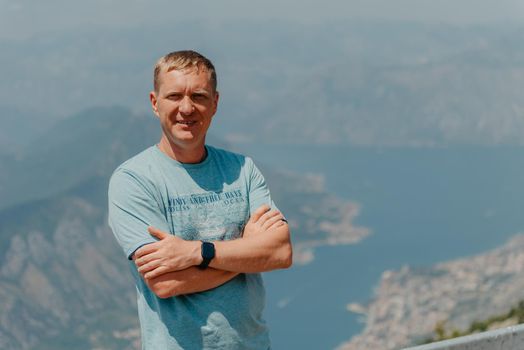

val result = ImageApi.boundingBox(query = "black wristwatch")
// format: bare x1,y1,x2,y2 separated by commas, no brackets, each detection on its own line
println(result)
199,241,215,269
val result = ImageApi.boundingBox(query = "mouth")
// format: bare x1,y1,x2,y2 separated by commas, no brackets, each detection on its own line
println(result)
176,120,197,126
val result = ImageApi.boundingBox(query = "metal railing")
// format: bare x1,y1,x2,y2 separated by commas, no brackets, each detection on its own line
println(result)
402,324,524,350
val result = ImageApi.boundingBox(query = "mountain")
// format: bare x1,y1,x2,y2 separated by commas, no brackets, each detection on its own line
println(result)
0,106,366,349
0,106,158,211
338,233,524,350
219,23,524,147
0,106,54,156
0,177,139,349
2,21,524,147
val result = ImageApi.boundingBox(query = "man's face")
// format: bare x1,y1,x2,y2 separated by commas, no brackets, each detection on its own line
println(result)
150,67,219,151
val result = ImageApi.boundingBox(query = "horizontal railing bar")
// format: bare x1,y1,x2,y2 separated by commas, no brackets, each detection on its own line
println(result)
402,324,524,350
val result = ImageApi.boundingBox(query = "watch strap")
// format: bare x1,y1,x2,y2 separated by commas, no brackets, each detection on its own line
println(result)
199,241,215,269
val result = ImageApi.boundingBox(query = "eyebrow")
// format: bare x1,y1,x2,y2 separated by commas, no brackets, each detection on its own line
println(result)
164,90,183,96
163,89,211,96
192,89,211,96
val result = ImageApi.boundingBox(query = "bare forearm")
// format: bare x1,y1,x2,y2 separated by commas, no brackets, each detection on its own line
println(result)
145,267,238,298
135,206,293,278
210,225,292,273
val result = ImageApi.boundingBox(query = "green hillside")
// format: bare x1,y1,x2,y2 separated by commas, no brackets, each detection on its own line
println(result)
421,300,524,344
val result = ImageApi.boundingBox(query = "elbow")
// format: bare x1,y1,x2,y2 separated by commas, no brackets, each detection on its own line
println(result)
277,227,293,269
155,288,177,299
261,245,292,272
280,243,293,269
274,229,292,269
146,279,180,299
284,254,293,269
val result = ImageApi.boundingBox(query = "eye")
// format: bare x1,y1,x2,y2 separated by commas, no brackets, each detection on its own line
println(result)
192,93,208,102
167,93,183,101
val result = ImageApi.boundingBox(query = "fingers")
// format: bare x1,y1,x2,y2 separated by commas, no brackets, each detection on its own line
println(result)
135,251,158,267
261,212,284,230
134,242,158,259
258,209,281,226
136,259,168,280
249,204,271,223
144,266,168,280
137,259,160,274
135,228,170,259
148,226,169,240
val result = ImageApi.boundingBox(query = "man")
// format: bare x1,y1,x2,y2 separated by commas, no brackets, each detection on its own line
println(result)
108,50,292,350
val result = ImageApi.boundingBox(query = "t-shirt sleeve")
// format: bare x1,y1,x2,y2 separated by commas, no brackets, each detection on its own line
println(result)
108,169,170,260
246,157,280,215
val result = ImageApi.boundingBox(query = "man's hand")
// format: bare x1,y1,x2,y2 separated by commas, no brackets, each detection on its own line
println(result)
134,227,201,279
243,204,286,238
205,204,292,273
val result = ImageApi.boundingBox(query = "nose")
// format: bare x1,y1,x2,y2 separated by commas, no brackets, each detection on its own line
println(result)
179,96,194,115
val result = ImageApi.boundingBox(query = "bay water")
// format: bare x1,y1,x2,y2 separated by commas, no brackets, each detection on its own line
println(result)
235,144,524,349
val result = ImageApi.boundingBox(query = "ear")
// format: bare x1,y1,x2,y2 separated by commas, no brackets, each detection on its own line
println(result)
150,91,160,117
212,91,219,115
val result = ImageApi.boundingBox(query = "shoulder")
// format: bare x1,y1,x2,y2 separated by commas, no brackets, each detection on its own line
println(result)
109,146,159,193
206,145,256,169
206,144,254,167
113,146,158,175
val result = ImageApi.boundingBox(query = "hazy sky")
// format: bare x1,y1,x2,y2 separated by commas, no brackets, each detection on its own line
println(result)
1,0,523,40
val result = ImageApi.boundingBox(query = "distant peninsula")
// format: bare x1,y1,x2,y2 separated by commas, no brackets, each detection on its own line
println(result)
337,233,524,350
263,168,371,265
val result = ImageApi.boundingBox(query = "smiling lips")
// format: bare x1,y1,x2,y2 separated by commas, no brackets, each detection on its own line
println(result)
177,120,197,126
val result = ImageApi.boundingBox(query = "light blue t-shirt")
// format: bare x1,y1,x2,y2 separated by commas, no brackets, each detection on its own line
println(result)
108,145,276,350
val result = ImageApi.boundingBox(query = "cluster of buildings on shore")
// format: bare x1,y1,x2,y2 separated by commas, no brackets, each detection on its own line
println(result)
337,234,524,350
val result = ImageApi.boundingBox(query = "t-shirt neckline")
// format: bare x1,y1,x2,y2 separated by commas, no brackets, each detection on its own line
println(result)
152,144,212,169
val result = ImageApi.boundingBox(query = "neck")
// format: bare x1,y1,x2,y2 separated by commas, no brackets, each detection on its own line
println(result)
157,137,207,164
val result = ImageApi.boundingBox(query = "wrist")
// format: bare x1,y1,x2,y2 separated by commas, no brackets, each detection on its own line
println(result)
192,240,203,266
199,241,216,269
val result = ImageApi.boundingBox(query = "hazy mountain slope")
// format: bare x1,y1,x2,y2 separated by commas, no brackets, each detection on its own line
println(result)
0,177,139,350
0,106,53,156
0,106,159,211
2,21,524,147
222,33,524,146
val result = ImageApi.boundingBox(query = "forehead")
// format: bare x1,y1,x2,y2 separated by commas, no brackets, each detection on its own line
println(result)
158,67,213,91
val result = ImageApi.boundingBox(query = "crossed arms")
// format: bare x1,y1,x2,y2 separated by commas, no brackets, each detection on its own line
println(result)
132,205,292,298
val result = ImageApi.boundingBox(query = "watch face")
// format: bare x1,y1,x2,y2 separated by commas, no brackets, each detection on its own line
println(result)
202,242,215,260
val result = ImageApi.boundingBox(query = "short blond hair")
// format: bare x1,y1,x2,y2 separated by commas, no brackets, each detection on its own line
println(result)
153,50,217,92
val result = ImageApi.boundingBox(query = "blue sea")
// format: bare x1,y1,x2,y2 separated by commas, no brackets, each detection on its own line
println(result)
235,144,524,349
